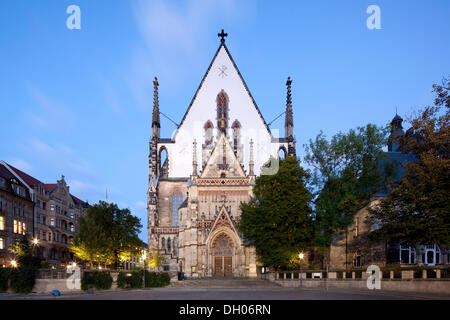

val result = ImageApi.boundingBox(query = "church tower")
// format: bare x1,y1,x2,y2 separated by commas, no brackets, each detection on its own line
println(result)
285,77,296,157
147,30,294,277
148,77,160,229
388,112,405,152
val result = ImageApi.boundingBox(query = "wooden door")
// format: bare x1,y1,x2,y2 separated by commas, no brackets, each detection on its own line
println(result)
214,256,223,276
224,256,232,277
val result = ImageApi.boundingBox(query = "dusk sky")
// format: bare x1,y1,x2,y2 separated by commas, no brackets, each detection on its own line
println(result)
1,0,449,241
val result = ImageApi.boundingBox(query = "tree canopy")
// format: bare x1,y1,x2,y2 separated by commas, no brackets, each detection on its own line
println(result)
238,157,314,270
368,79,450,246
304,124,395,252
10,235,41,268
71,201,144,268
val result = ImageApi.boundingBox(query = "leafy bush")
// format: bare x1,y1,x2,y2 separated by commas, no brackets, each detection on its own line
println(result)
117,271,143,289
81,271,113,291
144,271,170,288
116,272,128,289
9,268,35,294
0,268,11,293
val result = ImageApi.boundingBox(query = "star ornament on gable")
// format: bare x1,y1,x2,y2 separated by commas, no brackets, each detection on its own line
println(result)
218,65,228,78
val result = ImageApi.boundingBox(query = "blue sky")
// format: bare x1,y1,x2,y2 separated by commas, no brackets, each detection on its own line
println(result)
1,0,449,241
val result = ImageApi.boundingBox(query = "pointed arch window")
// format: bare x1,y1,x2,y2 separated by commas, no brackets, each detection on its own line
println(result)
172,190,183,227
231,120,241,150
204,121,214,146
161,237,165,251
216,90,229,133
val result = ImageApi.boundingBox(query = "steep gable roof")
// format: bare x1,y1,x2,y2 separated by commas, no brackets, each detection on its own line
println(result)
173,42,271,140
6,162,43,187
210,205,239,235
44,184,57,193
200,133,246,178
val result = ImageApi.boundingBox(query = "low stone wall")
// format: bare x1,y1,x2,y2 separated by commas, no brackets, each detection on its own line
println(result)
34,279,81,293
274,278,450,294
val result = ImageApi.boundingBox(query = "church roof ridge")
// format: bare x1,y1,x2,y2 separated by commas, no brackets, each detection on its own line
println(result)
173,38,272,140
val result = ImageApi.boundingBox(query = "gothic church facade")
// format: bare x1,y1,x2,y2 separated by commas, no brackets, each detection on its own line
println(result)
147,32,296,278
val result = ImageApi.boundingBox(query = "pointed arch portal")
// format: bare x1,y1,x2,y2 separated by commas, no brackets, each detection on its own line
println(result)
212,233,234,277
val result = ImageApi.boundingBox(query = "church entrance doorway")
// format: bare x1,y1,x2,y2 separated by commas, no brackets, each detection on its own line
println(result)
212,233,234,277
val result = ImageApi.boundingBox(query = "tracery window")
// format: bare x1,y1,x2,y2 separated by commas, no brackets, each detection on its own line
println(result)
216,90,229,133
212,234,234,256
231,120,241,150
204,121,214,146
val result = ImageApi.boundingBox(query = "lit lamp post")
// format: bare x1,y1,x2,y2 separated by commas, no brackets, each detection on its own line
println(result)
142,250,147,288
11,260,17,268
32,238,39,257
299,252,304,288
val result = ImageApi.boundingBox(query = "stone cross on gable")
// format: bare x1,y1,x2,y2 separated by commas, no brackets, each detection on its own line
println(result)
218,29,228,43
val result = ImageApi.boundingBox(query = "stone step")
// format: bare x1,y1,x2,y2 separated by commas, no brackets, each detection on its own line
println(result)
167,279,280,288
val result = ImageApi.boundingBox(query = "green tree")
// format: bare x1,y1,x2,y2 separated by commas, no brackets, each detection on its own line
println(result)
10,235,41,268
71,201,144,268
368,79,450,246
148,249,167,271
304,124,394,261
238,157,314,270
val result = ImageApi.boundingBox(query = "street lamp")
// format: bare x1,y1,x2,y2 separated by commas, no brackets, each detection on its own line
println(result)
299,252,304,288
142,250,147,288
11,260,17,268
33,238,39,245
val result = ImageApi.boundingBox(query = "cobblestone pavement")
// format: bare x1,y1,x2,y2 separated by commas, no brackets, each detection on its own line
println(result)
1,279,449,300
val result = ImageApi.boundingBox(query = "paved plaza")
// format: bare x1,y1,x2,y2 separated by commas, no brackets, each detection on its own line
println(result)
1,279,449,300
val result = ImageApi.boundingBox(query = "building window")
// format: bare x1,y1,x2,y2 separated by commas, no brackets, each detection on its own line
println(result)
400,245,416,264
0,195,2,209
0,237,4,250
50,218,55,226
13,219,18,233
42,232,46,241
36,214,40,224
353,251,361,267
22,222,26,235
0,216,4,231
42,202,46,210
70,224,74,232
37,200,41,208
167,238,171,253
18,221,22,235
216,90,229,133
204,121,214,146
355,218,359,237
161,237,165,251
172,191,183,227
50,204,55,211
231,120,241,150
